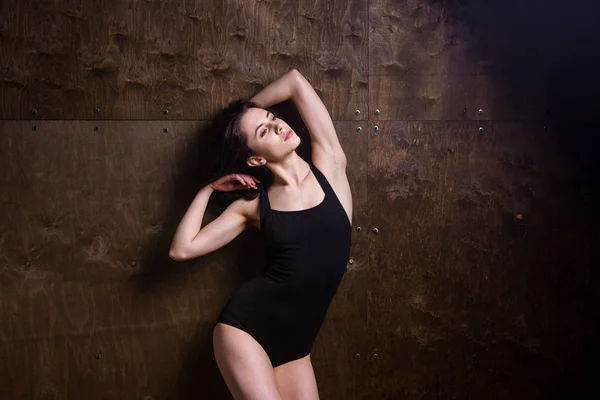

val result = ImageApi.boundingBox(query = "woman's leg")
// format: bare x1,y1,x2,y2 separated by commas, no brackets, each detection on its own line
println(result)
273,353,319,400
213,322,284,400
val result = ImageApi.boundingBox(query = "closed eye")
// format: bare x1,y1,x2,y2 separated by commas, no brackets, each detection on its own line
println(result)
260,114,277,137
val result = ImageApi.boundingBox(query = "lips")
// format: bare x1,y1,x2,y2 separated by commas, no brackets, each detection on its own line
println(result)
284,130,293,141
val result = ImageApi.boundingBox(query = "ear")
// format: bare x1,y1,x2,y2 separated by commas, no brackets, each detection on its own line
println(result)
246,155,265,167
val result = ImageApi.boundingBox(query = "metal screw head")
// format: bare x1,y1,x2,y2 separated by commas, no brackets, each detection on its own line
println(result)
348,258,354,265
163,108,169,115
356,226,362,232
515,213,524,221
373,353,379,360
355,109,361,116
478,108,484,115
373,126,379,132
163,128,169,133
356,126,362,132
94,108,101,114
478,127,484,134
355,353,360,359
95,353,101,359
31,109,38,115
131,260,137,266
373,227,379,233
375,109,380,115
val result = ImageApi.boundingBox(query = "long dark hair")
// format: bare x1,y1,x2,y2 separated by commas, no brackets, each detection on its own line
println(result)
201,99,275,206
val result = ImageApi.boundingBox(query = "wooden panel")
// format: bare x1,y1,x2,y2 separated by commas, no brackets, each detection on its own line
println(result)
369,73,548,121
369,0,477,76
0,119,368,399
0,120,236,398
0,287,229,398
369,0,548,120
364,120,595,398
0,0,368,120
2,0,598,398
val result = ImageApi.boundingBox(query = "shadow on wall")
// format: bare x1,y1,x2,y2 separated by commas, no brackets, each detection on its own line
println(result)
175,320,231,399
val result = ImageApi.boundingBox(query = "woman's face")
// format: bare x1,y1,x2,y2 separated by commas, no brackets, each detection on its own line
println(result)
240,107,299,165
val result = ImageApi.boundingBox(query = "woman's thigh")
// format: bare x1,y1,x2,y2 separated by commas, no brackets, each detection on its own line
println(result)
273,354,319,400
213,322,283,400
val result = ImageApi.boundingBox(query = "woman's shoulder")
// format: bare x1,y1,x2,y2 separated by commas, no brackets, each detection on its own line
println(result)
234,195,260,230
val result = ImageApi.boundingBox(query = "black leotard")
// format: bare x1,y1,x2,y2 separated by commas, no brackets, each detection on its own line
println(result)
216,161,352,368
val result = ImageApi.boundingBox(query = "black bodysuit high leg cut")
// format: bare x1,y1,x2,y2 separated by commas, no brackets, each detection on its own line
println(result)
216,160,352,368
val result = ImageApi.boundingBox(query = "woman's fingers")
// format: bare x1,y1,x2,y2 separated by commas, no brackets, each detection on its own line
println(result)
233,174,259,189
235,176,246,186
240,177,252,187
243,176,256,187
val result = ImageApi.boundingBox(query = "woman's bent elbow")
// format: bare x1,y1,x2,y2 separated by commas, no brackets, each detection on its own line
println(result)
169,248,185,261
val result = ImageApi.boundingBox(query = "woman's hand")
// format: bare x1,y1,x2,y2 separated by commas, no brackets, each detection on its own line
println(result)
210,174,260,192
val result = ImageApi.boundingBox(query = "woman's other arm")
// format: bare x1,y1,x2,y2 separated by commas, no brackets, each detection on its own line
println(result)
169,186,252,260
169,185,216,260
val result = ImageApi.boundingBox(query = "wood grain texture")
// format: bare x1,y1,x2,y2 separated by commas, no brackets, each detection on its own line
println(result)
0,120,236,398
369,73,548,121
369,0,549,120
0,120,368,399
1,0,598,398
365,121,594,398
0,0,368,120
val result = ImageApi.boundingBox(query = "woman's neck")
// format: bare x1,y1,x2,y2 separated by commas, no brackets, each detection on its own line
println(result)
268,154,310,188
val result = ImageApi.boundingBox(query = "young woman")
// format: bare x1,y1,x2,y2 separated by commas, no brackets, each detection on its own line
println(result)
169,69,353,399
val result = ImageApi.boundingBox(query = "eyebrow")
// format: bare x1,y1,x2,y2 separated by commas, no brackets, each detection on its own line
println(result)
255,111,271,137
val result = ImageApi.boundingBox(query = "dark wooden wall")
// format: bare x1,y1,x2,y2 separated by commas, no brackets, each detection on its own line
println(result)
1,0,598,399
